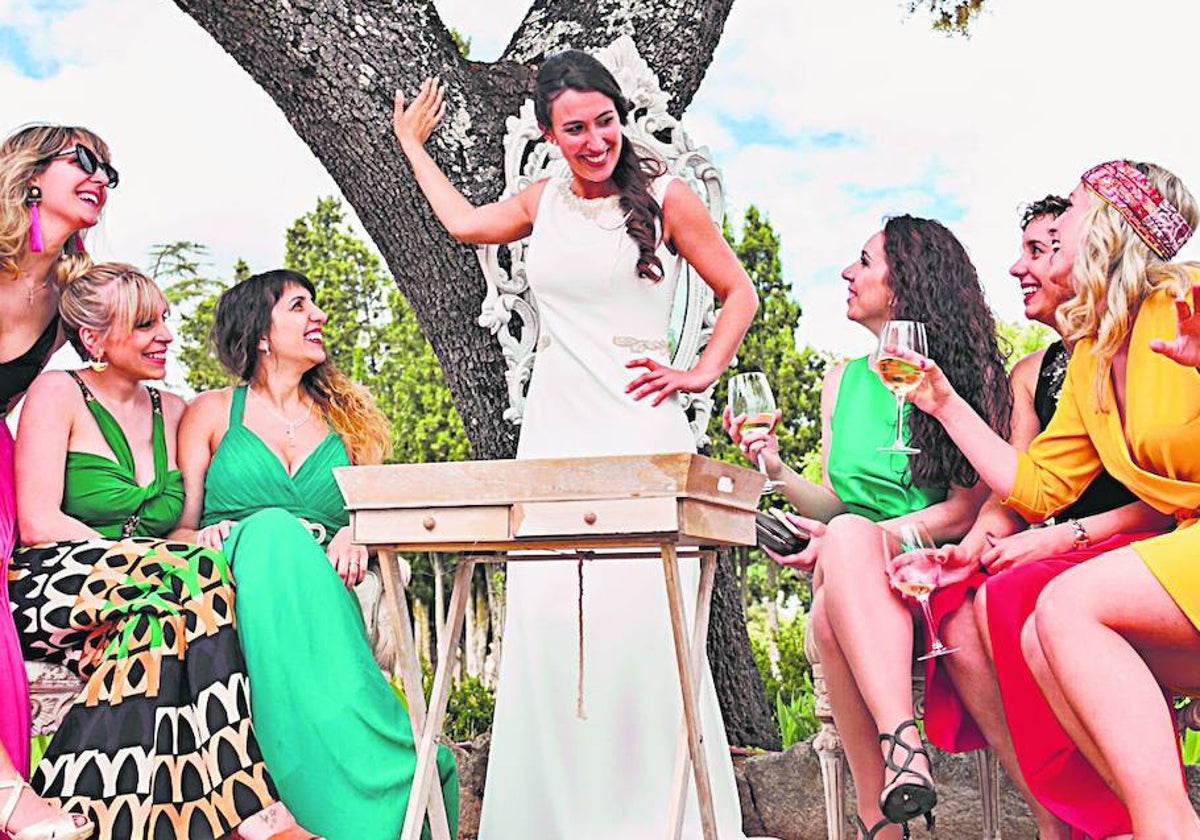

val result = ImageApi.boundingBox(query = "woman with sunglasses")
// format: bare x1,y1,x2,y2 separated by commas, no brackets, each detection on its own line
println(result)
9,263,323,840
0,124,115,840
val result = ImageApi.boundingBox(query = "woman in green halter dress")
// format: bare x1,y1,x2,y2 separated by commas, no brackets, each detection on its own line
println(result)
175,270,459,840
8,264,320,840
725,218,1012,839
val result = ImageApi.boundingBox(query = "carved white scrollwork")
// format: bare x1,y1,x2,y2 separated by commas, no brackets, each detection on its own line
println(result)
475,34,724,447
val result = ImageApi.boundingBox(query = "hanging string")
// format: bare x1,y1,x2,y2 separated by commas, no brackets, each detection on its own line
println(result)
576,550,593,720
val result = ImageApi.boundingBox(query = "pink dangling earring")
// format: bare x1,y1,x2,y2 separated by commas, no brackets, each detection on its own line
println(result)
71,232,85,253
25,186,44,253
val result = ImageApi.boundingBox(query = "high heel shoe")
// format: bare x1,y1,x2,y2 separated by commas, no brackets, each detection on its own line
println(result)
855,814,909,839
878,718,937,826
0,780,93,840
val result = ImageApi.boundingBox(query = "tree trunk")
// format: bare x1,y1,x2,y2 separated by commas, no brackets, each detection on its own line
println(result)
464,567,489,680
432,552,446,673
411,595,432,670
765,558,781,679
172,0,777,748
484,568,505,687
708,549,781,750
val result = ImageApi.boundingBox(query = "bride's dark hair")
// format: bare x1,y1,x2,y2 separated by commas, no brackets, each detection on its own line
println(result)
534,49,667,282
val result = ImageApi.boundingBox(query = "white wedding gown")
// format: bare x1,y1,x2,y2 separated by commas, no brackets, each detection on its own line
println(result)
478,175,748,839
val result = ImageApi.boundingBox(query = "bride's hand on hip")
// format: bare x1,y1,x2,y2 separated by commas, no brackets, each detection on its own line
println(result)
327,526,368,589
625,358,714,406
393,77,446,151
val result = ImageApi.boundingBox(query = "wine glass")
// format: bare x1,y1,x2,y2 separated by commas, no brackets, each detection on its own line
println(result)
873,320,928,454
728,371,785,492
885,522,958,661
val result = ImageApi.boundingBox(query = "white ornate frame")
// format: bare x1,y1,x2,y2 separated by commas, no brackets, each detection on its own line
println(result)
475,35,724,448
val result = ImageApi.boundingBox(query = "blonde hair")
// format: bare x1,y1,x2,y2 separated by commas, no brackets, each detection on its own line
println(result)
307,366,394,466
1056,161,1200,410
0,124,108,284
59,262,168,362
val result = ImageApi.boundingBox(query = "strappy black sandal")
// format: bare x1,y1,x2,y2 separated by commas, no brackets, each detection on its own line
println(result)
879,718,938,825
854,814,909,839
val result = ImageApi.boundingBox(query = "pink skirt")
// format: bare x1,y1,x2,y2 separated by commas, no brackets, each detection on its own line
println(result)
0,423,30,777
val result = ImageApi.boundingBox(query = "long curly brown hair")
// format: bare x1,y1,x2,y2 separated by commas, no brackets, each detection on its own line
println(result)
534,50,666,282
883,215,1012,488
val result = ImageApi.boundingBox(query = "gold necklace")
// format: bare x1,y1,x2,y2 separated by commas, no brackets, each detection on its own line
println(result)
248,387,313,449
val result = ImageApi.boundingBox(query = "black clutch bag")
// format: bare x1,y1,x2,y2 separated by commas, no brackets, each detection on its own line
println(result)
755,509,810,555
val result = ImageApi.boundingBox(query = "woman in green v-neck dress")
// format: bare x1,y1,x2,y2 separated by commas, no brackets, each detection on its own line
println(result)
9,264,319,840
175,270,459,840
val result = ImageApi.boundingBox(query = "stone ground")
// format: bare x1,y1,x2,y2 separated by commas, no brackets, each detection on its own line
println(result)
449,735,1200,838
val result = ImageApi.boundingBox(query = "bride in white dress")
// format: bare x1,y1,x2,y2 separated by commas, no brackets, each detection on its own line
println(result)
393,50,759,838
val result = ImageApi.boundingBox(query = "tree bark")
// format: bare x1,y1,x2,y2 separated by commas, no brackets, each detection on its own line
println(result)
708,549,781,750
172,0,777,748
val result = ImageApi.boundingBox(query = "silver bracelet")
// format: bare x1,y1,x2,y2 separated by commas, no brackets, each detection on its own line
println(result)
1066,517,1090,548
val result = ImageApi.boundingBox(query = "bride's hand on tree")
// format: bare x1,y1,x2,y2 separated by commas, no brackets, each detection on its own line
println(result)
327,526,369,589
1150,285,1200,369
393,78,446,152
625,358,715,406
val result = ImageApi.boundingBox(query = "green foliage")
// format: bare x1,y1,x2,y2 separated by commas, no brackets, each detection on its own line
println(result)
747,605,811,704
439,675,496,743
775,673,820,749
711,206,826,607
167,197,469,465
153,241,234,391
448,27,471,59
390,671,496,743
906,0,987,35
996,319,1055,371
710,206,827,483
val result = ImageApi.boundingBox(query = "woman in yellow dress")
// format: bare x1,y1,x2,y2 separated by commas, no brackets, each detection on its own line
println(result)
898,159,1200,838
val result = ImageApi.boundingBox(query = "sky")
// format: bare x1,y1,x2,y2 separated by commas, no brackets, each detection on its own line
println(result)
4,0,1200,363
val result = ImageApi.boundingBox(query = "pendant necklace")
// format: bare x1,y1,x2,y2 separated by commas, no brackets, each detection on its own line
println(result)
23,276,51,305
249,387,313,449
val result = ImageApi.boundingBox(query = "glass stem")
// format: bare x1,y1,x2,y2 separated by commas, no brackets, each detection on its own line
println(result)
757,453,771,477
894,394,906,450
917,595,941,652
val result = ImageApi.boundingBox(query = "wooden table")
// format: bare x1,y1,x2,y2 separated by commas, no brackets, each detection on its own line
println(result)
334,453,762,840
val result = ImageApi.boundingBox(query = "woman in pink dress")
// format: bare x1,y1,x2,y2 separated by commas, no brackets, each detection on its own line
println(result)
0,124,112,840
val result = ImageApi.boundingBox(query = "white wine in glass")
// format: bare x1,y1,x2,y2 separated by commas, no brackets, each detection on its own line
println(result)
873,320,929,454
884,522,958,661
728,371,785,492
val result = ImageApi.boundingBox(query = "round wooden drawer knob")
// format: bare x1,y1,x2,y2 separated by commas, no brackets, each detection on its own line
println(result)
583,511,598,525
422,516,437,531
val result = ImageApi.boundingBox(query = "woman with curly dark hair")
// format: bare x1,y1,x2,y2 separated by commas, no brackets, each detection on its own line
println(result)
727,215,1011,839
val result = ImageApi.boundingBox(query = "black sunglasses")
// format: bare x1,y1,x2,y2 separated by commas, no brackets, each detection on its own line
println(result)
41,144,119,189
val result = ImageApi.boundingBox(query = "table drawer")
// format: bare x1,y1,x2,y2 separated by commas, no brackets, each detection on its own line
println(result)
511,497,679,539
352,506,510,545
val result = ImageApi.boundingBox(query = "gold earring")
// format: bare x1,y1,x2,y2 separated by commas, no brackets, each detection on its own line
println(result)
87,352,107,373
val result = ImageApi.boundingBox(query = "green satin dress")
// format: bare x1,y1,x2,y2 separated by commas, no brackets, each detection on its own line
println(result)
827,356,947,520
202,386,459,840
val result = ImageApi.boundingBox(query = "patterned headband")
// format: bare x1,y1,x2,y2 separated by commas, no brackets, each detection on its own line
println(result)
1081,160,1193,259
